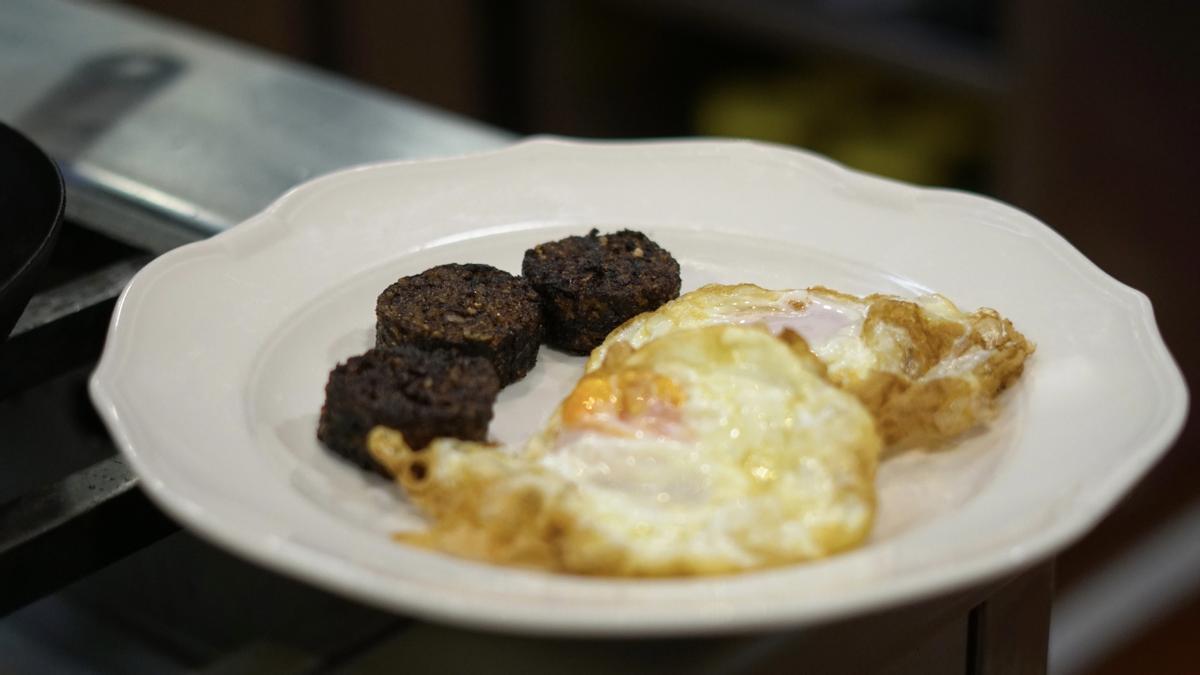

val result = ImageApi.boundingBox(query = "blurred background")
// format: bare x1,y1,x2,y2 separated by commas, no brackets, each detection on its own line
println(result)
3,1,1197,673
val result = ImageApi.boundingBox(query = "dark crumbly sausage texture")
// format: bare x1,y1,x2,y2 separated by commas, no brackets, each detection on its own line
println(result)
375,263,543,385
317,346,500,476
522,229,681,354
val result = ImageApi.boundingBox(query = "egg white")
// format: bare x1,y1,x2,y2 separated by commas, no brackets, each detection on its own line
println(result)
369,324,880,576
588,284,1034,451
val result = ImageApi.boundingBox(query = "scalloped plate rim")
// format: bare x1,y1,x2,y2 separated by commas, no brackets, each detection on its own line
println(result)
89,137,1188,636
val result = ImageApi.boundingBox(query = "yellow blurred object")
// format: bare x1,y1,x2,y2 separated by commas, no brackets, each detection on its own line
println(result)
828,134,944,185
693,78,812,146
693,63,990,186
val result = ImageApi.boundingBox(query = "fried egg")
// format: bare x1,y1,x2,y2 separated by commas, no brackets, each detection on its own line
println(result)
588,284,1033,451
368,324,880,576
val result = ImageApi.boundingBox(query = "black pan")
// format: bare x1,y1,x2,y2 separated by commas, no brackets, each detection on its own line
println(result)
0,122,65,339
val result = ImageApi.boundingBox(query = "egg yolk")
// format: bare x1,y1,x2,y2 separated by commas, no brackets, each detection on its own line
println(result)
562,369,685,437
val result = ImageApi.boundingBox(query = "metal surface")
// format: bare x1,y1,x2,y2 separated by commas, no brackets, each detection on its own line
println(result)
11,257,147,337
1,256,147,398
0,455,176,616
0,0,511,622
0,0,511,251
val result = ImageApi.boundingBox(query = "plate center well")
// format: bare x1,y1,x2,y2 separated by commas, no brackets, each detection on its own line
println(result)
246,224,1015,540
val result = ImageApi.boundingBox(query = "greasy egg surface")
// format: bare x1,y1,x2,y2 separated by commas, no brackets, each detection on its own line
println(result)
368,325,880,576
588,284,1034,451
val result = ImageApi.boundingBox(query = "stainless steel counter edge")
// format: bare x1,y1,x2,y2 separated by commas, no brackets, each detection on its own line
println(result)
1,0,513,250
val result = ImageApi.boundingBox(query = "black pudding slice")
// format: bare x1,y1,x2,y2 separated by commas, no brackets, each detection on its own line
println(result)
522,229,681,354
316,345,500,476
375,263,543,386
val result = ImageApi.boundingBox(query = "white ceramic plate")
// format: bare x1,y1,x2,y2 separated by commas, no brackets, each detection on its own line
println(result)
90,139,1187,636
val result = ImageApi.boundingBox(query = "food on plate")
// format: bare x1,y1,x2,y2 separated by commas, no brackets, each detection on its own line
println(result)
322,230,1029,575
368,324,880,576
522,229,681,355
588,284,1034,451
317,345,501,476
376,263,543,386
